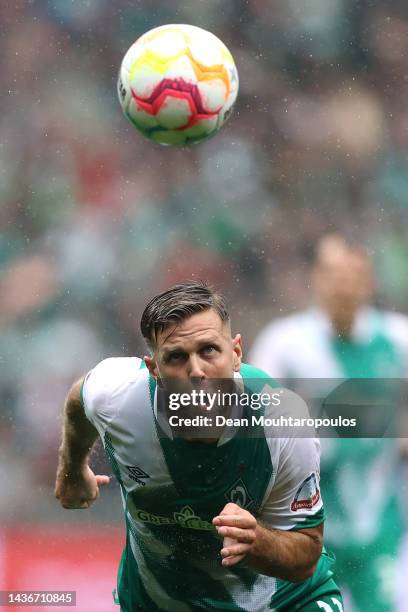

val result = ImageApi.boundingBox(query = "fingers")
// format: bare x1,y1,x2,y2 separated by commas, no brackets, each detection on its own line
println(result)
213,505,258,567
221,554,246,567
221,542,251,558
61,488,100,508
213,513,256,529
60,492,99,509
220,537,246,567
216,525,256,543
56,486,101,509
95,475,111,486
60,499,92,510
221,541,248,567
56,472,111,510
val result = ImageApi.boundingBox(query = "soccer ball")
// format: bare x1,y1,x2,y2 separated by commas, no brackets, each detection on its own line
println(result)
117,24,239,146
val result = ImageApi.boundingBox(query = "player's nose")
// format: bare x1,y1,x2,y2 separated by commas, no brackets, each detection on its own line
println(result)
187,354,206,380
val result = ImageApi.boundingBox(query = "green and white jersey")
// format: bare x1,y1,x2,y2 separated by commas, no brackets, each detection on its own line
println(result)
82,360,331,612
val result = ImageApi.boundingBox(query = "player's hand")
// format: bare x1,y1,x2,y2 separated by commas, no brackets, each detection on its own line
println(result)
212,502,258,567
55,463,110,509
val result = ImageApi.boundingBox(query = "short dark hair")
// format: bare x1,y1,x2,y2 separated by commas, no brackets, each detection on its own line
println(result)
140,281,230,348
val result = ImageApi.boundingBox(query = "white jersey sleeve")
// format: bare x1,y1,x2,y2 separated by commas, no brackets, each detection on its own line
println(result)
261,436,323,531
81,356,143,438
248,319,292,379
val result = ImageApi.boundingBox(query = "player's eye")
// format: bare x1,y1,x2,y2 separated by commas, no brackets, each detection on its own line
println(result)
201,345,217,355
166,352,187,363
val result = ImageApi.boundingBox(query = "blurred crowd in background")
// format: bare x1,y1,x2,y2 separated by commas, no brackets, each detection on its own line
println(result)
1,0,408,523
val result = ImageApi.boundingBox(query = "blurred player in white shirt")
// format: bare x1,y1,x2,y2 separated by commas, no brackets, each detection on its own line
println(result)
249,235,408,612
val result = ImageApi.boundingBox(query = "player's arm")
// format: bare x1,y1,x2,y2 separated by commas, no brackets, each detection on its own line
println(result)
213,505,322,582
55,377,110,509
214,426,325,582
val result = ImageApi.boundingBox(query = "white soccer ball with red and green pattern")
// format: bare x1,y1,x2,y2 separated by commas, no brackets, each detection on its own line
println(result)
117,24,239,146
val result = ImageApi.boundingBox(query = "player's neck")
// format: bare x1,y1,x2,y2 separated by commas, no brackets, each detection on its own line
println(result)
330,315,354,339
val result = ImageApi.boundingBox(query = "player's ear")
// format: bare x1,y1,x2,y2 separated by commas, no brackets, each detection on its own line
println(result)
144,355,159,379
232,334,242,372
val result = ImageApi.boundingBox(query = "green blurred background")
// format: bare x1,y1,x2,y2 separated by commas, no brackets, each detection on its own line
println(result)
0,1,408,608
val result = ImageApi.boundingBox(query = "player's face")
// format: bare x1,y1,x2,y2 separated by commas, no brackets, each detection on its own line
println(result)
144,309,242,381
313,250,374,319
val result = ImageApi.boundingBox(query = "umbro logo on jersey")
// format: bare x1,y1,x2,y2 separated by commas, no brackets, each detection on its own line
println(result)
126,465,150,486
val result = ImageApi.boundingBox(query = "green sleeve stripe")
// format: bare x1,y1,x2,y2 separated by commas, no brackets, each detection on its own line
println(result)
148,375,156,409
290,506,325,530
239,362,280,391
240,362,277,380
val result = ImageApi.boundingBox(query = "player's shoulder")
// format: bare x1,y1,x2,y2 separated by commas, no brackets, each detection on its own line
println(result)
254,309,316,342
378,309,408,353
86,355,146,379
381,309,408,331
82,356,148,403
81,357,150,427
